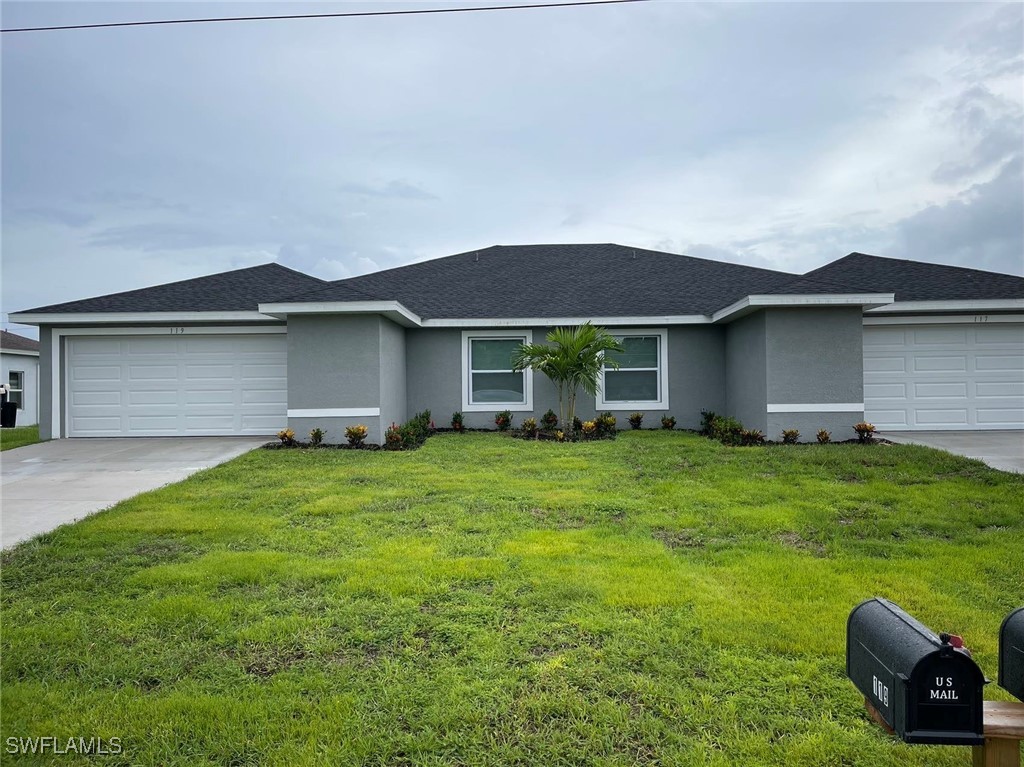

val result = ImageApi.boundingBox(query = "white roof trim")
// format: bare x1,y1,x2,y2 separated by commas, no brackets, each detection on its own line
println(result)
865,299,1024,314
257,300,422,328
423,315,711,327
712,293,896,323
0,348,40,357
8,311,278,325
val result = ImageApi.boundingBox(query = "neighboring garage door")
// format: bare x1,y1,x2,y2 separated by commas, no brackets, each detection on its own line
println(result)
864,322,1024,431
67,333,287,437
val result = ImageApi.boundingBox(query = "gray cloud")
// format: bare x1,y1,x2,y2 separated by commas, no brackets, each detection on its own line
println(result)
339,180,438,201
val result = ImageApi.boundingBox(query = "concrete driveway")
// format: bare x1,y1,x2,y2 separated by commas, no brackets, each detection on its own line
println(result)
1,437,268,549
880,430,1024,474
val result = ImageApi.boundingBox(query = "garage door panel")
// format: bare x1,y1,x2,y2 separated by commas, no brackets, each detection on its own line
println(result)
977,381,1024,398
913,356,967,372
864,323,1024,430
915,382,967,399
68,333,286,437
914,328,966,345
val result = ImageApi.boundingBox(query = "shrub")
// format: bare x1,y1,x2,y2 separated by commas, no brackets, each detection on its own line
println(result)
628,412,644,430
494,410,513,431
707,415,744,446
308,427,326,446
521,417,538,438
540,409,558,430
740,429,765,446
595,412,616,437
384,423,402,450
853,421,876,444
345,424,368,447
699,409,718,436
451,411,464,432
580,420,598,438
276,428,296,446
661,415,676,430
781,429,800,445
572,416,583,433
817,428,831,444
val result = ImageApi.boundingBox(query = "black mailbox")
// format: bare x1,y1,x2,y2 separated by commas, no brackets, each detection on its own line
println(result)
846,597,986,745
999,607,1024,700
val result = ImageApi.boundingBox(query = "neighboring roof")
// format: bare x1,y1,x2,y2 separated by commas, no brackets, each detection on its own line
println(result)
789,252,1024,302
282,243,801,319
0,330,40,354
18,263,325,314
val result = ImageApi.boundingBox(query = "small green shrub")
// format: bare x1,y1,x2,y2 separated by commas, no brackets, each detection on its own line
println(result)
699,409,717,436
661,415,676,430
345,424,367,447
707,415,744,445
540,409,558,430
781,429,799,445
853,422,876,444
276,428,296,446
817,429,831,444
521,417,538,438
451,411,464,432
384,423,402,450
740,429,765,446
595,412,617,437
572,416,583,433
309,427,326,446
495,410,513,431
628,412,644,429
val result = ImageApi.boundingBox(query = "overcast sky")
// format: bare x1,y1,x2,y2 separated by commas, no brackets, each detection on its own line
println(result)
2,1,1022,338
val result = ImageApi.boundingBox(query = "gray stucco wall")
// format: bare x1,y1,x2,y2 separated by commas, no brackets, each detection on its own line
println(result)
765,307,864,404
38,326,55,439
405,325,725,430
378,318,407,430
764,307,865,441
287,314,385,444
724,312,768,433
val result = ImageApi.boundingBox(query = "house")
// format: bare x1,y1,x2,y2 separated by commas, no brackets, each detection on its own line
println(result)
1,330,41,426
9,245,1024,443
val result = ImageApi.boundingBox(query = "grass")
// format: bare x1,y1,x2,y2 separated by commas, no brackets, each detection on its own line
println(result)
2,431,1022,766
0,424,41,451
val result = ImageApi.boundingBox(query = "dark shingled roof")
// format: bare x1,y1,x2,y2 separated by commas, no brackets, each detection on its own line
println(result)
780,252,1024,301
1,330,40,354
20,263,325,314
283,243,800,318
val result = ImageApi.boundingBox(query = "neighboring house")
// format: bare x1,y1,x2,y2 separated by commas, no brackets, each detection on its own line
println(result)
0,330,41,426
9,246,1024,443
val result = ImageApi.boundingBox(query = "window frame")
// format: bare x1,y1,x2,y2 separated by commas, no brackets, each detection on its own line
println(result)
8,370,24,410
596,328,669,410
461,330,534,412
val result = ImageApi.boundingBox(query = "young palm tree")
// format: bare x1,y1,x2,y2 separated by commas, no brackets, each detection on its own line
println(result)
512,323,624,433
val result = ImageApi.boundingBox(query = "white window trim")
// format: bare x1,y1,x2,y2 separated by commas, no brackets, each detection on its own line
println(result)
596,328,670,410
461,329,533,412
8,370,24,409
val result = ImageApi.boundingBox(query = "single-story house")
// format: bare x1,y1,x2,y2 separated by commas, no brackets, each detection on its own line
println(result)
10,244,1024,443
1,330,41,426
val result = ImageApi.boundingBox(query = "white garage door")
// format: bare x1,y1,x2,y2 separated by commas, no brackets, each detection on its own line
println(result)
67,334,287,437
864,322,1024,430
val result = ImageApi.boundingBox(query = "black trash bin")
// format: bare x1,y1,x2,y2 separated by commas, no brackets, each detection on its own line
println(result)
1,402,18,428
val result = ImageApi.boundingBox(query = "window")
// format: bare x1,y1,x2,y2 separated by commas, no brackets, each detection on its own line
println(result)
461,330,533,411
597,329,669,409
8,371,24,409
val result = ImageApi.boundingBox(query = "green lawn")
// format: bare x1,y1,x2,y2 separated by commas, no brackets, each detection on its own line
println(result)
0,424,41,451
2,432,1022,766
